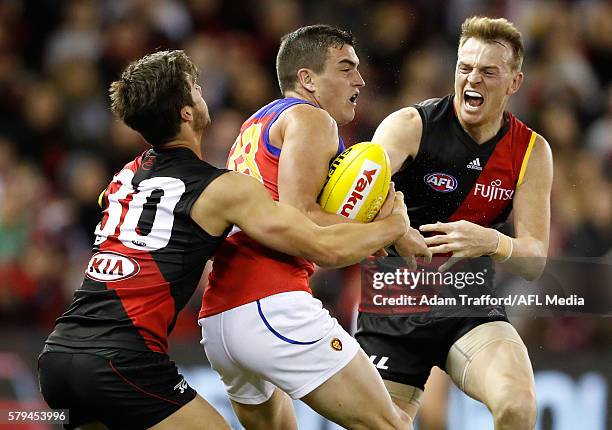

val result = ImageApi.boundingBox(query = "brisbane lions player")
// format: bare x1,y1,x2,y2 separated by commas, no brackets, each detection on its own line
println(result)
198,25,427,430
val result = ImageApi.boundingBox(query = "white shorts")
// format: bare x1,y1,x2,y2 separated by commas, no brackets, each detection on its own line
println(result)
198,291,360,405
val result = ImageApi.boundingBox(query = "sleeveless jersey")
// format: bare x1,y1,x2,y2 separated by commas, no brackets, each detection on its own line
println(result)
360,95,537,316
199,98,345,317
47,147,230,353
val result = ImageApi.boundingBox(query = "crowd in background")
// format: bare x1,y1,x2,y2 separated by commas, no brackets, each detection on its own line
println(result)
0,0,610,352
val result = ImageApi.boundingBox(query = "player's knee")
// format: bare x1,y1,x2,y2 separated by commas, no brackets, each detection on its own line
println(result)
493,387,537,428
234,409,273,430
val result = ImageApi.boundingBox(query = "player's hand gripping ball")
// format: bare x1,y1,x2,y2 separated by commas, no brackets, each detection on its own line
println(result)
318,142,391,222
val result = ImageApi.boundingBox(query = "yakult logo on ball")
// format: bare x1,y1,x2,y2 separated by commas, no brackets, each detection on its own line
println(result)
339,159,381,218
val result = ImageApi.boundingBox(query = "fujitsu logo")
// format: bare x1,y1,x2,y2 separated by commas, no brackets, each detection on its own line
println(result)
339,159,381,218
474,179,514,202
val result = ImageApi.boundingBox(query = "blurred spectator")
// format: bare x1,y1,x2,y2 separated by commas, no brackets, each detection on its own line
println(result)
18,79,66,170
58,152,109,240
44,0,102,70
586,83,612,161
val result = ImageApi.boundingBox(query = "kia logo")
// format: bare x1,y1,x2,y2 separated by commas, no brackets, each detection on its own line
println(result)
85,251,140,282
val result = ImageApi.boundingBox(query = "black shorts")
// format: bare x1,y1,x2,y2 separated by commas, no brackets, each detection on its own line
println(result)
355,314,508,390
38,346,197,430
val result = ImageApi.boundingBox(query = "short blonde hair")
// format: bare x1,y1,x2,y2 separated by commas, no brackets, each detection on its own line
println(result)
459,16,524,71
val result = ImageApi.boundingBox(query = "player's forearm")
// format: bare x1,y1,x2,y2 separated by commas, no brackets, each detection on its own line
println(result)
279,196,359,226
492,233,548,281
318,214,405,267
306,203,359,226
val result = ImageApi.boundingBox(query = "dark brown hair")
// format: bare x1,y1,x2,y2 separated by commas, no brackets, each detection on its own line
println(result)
459,16,524,71
109,50,198,146
276,25,355,95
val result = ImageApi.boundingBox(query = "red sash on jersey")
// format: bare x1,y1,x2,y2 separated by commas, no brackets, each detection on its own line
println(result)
359,112,537,314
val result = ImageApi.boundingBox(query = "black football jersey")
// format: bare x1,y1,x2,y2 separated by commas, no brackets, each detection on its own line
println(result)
394,95,535,229
47,147,230,353
360,95,537,317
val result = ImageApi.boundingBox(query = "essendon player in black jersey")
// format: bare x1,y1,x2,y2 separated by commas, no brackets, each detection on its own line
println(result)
357,17,553,429
38,50,411,430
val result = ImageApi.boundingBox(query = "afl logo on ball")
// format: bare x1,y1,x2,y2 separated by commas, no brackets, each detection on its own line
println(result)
331,338,343,351
424,172,458,193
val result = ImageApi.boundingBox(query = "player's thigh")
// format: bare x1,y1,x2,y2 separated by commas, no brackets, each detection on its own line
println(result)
201,316,294,430
200,311,276,406
382,379,423,422
446,321,535,405
301,349,409,429
418,367,450,430
356,314,450,421
149,395,229,430
230,387,297,430
380,369,449,425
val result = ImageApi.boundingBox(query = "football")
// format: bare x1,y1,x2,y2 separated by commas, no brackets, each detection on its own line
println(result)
318,142,391,222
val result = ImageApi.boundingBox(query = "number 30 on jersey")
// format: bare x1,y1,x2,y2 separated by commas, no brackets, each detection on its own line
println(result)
94,169,185,251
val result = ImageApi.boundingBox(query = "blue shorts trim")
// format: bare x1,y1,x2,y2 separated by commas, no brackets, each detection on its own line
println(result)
256,300,323,345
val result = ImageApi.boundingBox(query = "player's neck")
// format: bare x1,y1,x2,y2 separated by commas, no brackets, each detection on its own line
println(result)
459,115,504,145
283,89,320,107
163,133,202,159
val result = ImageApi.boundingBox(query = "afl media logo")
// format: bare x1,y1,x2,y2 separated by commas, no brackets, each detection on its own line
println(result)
85,251,140,282
424,172,458,193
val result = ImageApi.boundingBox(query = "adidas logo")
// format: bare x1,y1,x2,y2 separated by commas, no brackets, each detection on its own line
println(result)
467,158,482,170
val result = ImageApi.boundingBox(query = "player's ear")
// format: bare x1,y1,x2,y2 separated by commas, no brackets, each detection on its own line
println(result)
508,71,523,95
297,68,316,92
180,105,193,122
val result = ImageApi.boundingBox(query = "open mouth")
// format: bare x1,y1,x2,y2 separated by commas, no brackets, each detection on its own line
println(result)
349,93,359,104
464,90,484,109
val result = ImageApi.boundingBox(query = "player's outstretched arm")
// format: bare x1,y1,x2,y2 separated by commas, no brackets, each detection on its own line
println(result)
373,107,422,174
191,171,407,267
373,107,432,264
